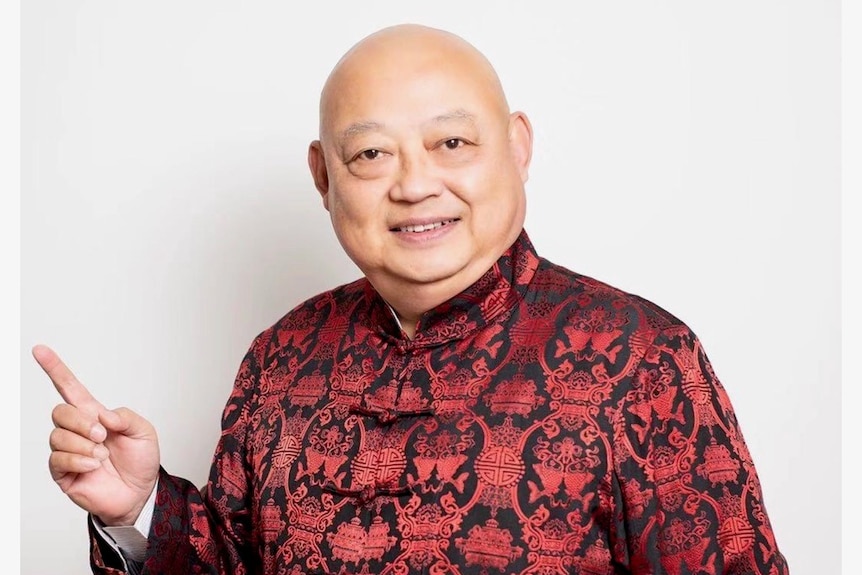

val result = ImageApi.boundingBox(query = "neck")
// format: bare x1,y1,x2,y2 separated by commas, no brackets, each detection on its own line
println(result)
377,258,497,339
383,288,448,340
371,231,525,340
393,311,418,339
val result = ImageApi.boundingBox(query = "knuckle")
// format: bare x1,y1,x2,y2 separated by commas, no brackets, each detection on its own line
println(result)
50,403,66,425
113,406,133,417
48,428,62,450
47,452,61,475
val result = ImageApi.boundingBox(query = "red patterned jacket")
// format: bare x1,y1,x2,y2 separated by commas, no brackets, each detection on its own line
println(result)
90,230,788,574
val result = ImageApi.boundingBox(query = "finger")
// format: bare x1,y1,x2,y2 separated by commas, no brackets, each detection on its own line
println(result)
32,345,103,409
49,450,102,482
52,403,108,443
49,427,110,461
101,407,154,440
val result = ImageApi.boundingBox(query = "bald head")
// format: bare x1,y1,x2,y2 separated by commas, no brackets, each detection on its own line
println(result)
307,24,533,331
318,24,510,140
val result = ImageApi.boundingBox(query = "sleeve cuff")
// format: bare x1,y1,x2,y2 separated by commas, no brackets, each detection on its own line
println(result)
93,480,159,563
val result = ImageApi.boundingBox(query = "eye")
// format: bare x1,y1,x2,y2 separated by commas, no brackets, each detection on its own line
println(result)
442,138,464,150
358,149,382,161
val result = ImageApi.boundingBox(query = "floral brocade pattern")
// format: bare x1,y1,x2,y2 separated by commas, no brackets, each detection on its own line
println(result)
90,230,788,575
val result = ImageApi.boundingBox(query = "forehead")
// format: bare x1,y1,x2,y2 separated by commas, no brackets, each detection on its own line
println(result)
320,46,506,140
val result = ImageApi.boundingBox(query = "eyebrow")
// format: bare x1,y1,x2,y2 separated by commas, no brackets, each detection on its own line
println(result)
337,121,384,142
337,109,478,143
430,109,477,125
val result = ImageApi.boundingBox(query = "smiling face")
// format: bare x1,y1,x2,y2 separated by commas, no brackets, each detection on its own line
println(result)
309,25,533,325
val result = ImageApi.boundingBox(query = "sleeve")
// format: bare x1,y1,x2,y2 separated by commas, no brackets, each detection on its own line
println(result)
88,482,157,574
610,325,789,574
87,336,267,575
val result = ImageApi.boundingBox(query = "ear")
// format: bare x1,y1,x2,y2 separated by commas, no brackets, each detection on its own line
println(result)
307,140,331,210
507,112,534,184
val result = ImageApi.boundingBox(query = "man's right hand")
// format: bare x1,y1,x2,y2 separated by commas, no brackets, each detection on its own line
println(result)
34,344,161,527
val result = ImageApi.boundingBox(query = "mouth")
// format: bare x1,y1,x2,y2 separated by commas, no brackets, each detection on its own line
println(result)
390,218,460,233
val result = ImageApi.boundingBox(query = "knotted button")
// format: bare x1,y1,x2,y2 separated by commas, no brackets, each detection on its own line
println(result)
357,484,377,505
323,481,412,505
349,404,435,425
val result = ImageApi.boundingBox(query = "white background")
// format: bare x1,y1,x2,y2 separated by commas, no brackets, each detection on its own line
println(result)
19,1,840,574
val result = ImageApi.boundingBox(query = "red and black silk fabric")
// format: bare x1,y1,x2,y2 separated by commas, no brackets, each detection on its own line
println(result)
89,230,788,574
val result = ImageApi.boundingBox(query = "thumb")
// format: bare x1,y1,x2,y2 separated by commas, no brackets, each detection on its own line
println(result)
99,407,155,440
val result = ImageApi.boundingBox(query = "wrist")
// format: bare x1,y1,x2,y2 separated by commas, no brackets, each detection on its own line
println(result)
96,481,158,527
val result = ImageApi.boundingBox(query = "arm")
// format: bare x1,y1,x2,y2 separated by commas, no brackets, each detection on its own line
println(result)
36,338,265,575
611,327,788,574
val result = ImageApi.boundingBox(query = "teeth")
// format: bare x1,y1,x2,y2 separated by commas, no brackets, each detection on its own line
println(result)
398,219,456,233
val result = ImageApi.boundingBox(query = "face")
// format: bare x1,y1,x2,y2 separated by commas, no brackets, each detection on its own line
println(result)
309,34,533,308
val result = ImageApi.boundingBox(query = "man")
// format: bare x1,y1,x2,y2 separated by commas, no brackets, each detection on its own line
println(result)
37,23,788,574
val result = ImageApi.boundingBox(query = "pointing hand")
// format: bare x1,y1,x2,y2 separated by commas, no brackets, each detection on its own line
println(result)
34,345,161,526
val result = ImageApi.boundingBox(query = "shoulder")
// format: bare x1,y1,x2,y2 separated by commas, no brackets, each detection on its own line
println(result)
530,257,712,400
244,277,369,363
533,257,689,336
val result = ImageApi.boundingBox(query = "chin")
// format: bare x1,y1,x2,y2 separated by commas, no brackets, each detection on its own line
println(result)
403,268,462,286
393,257,469,286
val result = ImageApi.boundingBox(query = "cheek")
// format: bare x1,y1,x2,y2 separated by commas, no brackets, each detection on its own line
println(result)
443,164,490,201
327,177,369,220
460,175,525,235
327,184,385,231
448,168,509,211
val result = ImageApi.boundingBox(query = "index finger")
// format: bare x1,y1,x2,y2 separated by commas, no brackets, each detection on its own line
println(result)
32,344,102,409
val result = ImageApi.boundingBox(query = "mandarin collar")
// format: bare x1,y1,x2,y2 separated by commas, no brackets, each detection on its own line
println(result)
364,229,540,347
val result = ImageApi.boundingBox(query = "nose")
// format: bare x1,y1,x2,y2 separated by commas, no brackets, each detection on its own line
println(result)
389,150,444,203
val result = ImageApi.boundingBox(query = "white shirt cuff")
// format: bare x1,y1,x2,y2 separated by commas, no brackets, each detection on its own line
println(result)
93,480,158,564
